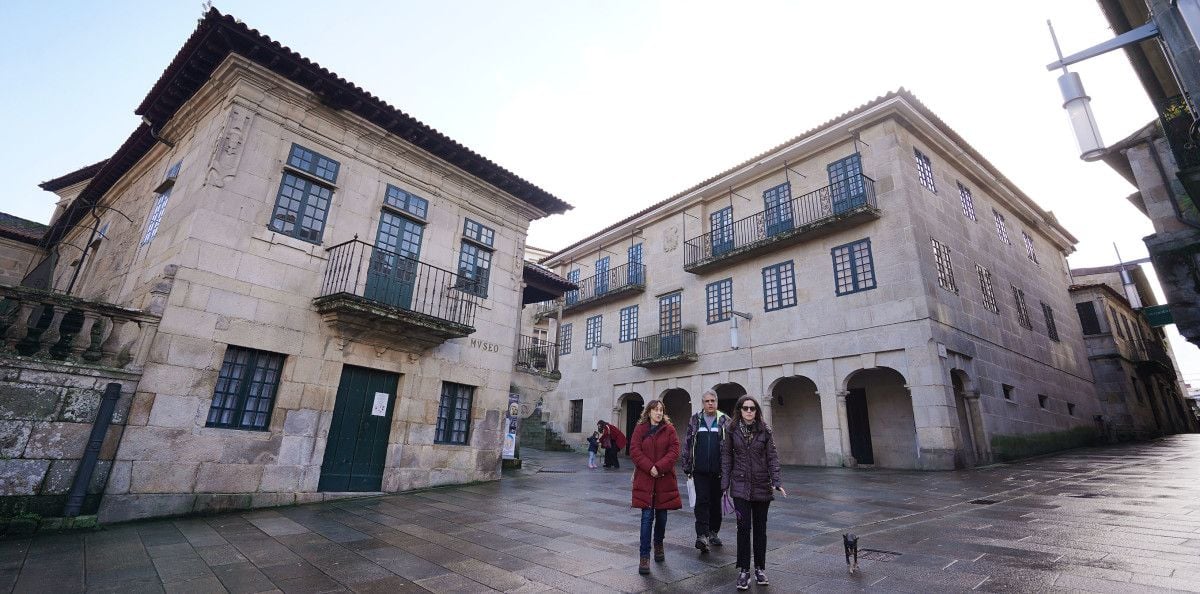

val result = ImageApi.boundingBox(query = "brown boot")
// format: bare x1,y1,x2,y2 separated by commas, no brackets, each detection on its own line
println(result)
638,556,650,574
653,541,665,562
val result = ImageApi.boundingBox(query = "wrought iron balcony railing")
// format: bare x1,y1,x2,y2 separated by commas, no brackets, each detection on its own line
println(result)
563,262,646,312
684,174,878,272
532,298,562,320
1134,338,1173,371
515,334,559,375
317,238,479,333
632,329,698,367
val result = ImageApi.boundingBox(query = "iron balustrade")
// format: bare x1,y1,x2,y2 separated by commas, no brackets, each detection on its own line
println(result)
320,238,479,327
632,329,698,366
684,174,877,268
1135,338,1173,369
516,334,559,373
564,262,646,309
532,299,562,319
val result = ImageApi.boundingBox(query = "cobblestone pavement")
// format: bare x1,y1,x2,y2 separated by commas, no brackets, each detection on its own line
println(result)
3,435,1200,593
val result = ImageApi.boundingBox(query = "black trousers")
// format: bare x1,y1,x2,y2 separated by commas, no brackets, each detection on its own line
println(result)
692,472,723,537
604,447,619,468
733,497,770,570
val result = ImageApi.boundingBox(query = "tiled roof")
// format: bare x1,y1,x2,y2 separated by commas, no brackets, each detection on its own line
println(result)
44,8,570,247
0,211,49,245
39,159,108,192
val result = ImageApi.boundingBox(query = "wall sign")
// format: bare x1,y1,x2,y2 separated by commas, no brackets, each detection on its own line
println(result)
371,392,389,416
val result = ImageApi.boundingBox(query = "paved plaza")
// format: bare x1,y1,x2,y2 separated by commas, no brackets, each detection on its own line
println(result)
3,435,1200,593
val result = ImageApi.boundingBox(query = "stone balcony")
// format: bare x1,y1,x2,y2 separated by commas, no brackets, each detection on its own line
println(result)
314,239,479,351
683,175,880,274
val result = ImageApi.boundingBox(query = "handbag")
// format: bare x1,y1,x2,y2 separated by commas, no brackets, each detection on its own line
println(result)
686,478,696,509
722,491,741,520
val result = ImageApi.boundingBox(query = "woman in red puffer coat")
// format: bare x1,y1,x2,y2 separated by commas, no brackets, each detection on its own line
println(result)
630,399,681,575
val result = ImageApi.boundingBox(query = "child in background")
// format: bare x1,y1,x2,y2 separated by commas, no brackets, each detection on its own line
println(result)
586,431,600,469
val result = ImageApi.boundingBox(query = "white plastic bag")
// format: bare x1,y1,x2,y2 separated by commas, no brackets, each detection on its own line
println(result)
687,477,697,508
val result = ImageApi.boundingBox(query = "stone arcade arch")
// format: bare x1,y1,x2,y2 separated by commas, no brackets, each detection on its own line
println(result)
660,388,692,444
769,376,825,466
712,382,747,417
951,369,983,468
844,367,918,469
619,392,644,454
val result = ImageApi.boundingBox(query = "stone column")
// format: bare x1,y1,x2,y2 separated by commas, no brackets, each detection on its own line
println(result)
962,390,989,463
835,390,854,467
760,394,774,428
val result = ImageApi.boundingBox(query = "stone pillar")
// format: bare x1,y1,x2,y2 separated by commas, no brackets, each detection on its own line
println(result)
835,390,854,467
760,394,774,428
910,383,957,470
962,390,989,463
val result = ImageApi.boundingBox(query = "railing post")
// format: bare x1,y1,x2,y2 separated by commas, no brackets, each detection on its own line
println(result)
99,315,130,367
2,300,36,354
33,304,68,358
66,310,101,362
63,382,122,517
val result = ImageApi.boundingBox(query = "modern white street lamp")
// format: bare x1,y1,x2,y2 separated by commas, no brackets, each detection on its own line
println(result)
591,342,612,372
729,311,753,350
1048,21,1108,161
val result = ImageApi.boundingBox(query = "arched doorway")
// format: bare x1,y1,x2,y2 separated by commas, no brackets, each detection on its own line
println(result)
951,370,978,468
661,389,692,444
620,393,644,454
845,367,917,468
713,382,747,417
770,376,824,466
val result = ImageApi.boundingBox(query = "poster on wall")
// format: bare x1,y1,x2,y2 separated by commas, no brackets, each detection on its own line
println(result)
503,393,520,459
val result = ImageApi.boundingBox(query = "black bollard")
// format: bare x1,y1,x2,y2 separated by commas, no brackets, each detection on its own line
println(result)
63,382,122,517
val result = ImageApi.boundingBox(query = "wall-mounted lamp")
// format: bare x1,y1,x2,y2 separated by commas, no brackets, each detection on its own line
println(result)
729,311,753,350
591,342,613,372
141,115,176,149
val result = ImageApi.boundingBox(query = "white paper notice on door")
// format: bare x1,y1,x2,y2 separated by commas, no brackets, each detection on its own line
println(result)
371,392,389,416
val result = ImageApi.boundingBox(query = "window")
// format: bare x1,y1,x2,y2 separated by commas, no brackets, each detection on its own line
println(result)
710,206,734,255
559,323,572,355
762,261,797,311
1038,394,1048,409
435,382,474,445
977,264,998,313
1042,302,1059,341
1022,232,1038,264
1076,301,1102,335
931,237,957,292
619,305,639,342
1012,285,1032,329
585,315,602,350
706,278,733,324
957,182,977,221
992,209,1011,245
384,185,428,219
569,399,583,433
269,144,339,243
1067,402,1076,416
914,148,936,192
565,269,580,305
1121,315,1134,343
205,346,285,431
628,243,644,285
832,238,876,295
141,161,181,245
1002,384,1014,401
1109,306,1126,339
457,219,495,298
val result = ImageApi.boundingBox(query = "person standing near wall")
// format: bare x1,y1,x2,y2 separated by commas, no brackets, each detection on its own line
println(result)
681,389,730,554
630,400,681,575
722,395,785,590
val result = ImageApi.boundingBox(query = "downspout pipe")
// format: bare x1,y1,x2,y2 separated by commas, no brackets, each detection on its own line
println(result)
63,382,122,517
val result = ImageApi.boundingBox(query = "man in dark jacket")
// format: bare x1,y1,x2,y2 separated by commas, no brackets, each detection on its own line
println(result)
680,390,730,554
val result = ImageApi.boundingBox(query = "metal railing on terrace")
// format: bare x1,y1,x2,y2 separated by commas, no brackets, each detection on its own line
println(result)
1135,338,1173,370
319,238,480,328
684,174,878,272
632,329,698,367
515,334,559,374
563,262,646,312
532,298,562,320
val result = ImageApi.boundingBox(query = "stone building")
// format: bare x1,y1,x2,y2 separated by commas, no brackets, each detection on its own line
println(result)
535,90,1100,469
0,213,47,287
1,9,570,522
1069,263,1196,439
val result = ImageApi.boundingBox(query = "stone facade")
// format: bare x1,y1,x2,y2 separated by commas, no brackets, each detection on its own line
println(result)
534,91,1100,469
15,10,567,522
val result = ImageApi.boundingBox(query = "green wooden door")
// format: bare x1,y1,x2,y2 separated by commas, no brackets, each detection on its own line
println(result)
318,366,399,492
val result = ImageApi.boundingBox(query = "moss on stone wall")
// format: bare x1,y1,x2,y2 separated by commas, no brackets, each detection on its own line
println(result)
989,426,1101,462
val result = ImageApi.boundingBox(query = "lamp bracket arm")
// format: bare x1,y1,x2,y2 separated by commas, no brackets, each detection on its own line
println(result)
1045,21,1159,71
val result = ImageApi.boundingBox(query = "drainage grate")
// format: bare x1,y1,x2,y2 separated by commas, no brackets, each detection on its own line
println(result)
537,468,577,473
858,549,901,562
969,499,999,505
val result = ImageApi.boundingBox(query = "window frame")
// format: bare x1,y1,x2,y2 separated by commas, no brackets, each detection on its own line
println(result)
931,237,957,293
762,260,797,312
585,315,602,350
914,148,936,193
957,182,977,221
705,278,733,324
456,240,493,298
269,144,339,244
977,264,998,313
619,305,639,342
1042,302,1060,341
205,345,286,431
1076,301,1102,335
993,209,1012,246
832,238,877,296
1012,285,1033,330
435,382,474,445
559,323,573,355
1022,232,1039,264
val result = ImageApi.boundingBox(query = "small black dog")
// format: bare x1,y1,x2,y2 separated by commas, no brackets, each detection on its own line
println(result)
843,533,859,574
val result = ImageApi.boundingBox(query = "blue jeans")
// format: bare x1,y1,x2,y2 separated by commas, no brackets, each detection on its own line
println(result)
588,451,596,466
639,508,668,557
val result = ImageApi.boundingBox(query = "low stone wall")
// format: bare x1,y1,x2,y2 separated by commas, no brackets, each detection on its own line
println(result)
0,358,138,516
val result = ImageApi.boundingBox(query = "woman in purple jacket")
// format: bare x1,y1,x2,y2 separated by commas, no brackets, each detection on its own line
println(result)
721,395,786,590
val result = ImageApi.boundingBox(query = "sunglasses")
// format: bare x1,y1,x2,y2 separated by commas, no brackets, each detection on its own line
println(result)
741,405,757,411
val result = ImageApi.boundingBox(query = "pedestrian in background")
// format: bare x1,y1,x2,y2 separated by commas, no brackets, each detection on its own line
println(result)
681,389,730,554
721,395,785,590
586,430,600,469
630,399,681,575
599,420,625,469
